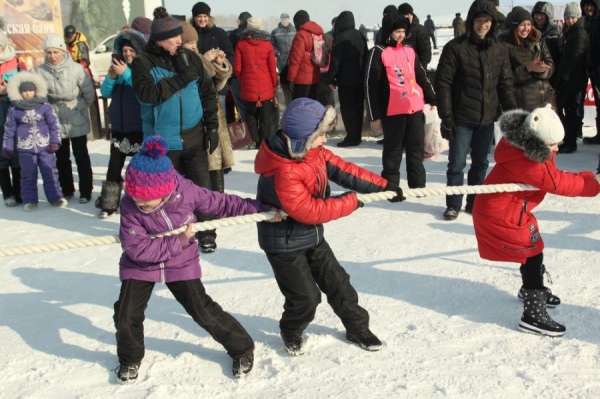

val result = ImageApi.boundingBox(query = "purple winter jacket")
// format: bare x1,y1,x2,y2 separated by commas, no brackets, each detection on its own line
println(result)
119,173,270,283
2,103,61,154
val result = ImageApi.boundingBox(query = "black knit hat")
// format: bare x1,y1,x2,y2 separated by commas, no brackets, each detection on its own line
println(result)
382,11,411,38
192,2,211,17
19,81,36,92
293,10,310,29
151,7,184,41
383,5,398,15
64,25,76,38
505,6,533,31
397,3,414,15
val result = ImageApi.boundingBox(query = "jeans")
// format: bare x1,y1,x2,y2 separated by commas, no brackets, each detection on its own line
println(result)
446,123,495,208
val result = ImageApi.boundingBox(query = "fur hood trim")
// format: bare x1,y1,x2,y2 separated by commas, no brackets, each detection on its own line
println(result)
114,29,148,57
6,71,48,101
283,106,337,159
239,28,271,41
499,109,551,163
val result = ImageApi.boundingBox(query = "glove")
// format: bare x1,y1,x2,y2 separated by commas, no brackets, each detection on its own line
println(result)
47,143,60,153
179,65,199,85
440,123,453,141
289,81,295,93
2,148,13,159
205,128,219,154
385,182,406,203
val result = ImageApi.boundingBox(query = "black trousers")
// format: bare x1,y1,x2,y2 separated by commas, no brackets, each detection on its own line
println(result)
381,112,426,188
292,83,318,101
520,252,544,289
113,278,254,366
338,85,365,144
266,240,369,337
556,89,586,148
245,99,275,145
167,144,216,239
56,135,93,198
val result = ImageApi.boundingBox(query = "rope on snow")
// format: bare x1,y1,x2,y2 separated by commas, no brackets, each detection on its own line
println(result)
0,183,537,257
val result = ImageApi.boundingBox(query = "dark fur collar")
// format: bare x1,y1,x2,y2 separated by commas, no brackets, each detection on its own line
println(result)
499,109,551,163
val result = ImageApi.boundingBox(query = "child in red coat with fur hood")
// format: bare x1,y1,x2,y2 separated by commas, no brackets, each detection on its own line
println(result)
473,105,600,337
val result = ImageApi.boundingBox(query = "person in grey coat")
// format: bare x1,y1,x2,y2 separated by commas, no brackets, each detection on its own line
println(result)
452,13,464,38
36,34,95,203
271,13,296,108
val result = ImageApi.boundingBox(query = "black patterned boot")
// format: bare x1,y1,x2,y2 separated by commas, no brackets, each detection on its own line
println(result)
518,288,565,337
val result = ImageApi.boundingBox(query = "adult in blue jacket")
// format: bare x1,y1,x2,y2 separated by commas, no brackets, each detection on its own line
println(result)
97,29,147,219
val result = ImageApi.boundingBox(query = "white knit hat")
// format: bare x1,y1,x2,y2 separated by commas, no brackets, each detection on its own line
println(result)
524,104,564,145
43,33,68,53
247,17,263,30
564,2,582,19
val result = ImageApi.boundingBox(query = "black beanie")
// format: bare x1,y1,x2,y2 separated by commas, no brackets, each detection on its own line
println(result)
64,25,76,38
383,5,398,15
293,10,310,29
397,3,414,15
382,11,410,38
151,7,184,41
192,2,211,17
505,6,533,31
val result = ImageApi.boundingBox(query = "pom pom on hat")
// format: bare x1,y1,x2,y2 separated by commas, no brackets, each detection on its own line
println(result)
125,136,177,200
151,7,184,42
524,104,564,145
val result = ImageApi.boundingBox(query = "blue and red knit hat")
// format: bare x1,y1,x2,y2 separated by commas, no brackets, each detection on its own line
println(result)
125,136,176,200
150,7,183,42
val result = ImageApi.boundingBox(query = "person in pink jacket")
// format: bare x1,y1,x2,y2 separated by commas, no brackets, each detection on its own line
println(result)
234,17,278,149
473,105,600,337
365,12,435,189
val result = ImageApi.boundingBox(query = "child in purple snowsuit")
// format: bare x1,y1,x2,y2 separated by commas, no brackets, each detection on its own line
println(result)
113,135,283,384
2,71,66,211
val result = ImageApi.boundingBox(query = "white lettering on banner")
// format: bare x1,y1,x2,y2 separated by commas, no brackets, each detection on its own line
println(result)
32,24,55,34
6,24,31,34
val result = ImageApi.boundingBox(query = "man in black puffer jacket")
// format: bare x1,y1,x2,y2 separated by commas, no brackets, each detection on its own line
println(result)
397,3,432,69
327,11,369,147
435,0,516,221
581,0,600,144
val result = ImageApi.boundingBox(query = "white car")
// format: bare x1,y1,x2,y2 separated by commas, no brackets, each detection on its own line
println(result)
89,34,116,85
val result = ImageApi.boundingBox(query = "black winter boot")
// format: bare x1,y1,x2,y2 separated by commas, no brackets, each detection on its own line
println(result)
209,169,225,193
232,353,253,378
281,333,305,356
0,168,14,200
346,328,383,351
11,167,21,203
518,288,565,337
117,363,139,384
518,264,561,308
99,181,122,219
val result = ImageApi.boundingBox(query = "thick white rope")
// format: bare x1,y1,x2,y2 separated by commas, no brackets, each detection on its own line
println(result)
0,183,538,257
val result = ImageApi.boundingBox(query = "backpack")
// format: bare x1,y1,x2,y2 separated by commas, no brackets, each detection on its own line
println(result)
309,34,330,68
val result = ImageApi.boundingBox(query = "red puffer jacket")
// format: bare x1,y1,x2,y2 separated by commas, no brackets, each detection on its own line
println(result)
473,137,600,264
287,21,323,85
234,29,278,102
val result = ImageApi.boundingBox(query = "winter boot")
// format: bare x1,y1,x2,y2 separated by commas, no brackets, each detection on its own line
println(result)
346,328,383,351
518,287,560,308
518,264,561,308
98,181,122,219
50,198,69,208
0,168,14,202
198,235,217,253
12,167,21,203
209,169,225,194
117,363,139,384
281,333,305,356
232,353,254,378
24,203,38,212
443,206,460,221
518,288,565,337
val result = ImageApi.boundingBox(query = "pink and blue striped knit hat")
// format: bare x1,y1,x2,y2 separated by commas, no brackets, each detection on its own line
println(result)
125,136,176,200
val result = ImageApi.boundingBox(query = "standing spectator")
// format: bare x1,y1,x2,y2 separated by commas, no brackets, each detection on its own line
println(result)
424,15,437,49
317,17,336,108
228,11,252,122
190,2,235,113
452,13,464,38
327,11,368,147
234,17,278,149
37,33,95,204
271,13,296,107
287,10,324,100
532,2,561,40
131,7,220,253
180,21,235,198
365,12,436,188
376,5,399,44
397,3,432,69
490,0,506,32
581,0,600,144
97,29,147,219
0,29,25,207
435,0,516,220
503,7,554,111
64,25,92,78
555,3,589,154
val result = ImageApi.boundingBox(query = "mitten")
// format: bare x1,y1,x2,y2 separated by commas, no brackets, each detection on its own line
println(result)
385,182,406,203
440,123,453,141
2,148,13,159
205,128,219,154
47,143,60,153
179,65,199,84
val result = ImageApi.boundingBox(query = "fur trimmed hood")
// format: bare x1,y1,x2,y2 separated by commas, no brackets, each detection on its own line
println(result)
498,109,552,163
114,29,148,58
239,28,271,41
6,71,48,101
282,104,337,159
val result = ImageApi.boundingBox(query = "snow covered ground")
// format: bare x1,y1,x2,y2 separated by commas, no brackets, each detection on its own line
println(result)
0,127,599,398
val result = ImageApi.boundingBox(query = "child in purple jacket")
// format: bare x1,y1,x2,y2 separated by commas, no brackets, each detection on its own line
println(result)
1,71,66,211
114,135,283,384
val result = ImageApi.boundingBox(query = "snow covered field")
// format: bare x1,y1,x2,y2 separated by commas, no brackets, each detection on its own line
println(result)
0,128,599,398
